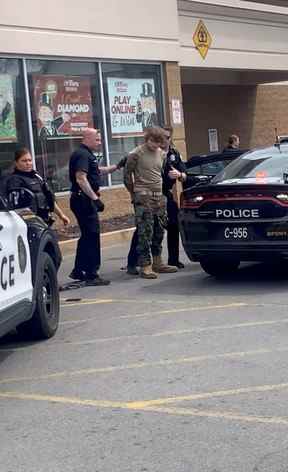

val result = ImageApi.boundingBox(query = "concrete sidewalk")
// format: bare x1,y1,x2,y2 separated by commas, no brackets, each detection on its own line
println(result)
58,230,199,290
59,227,136,258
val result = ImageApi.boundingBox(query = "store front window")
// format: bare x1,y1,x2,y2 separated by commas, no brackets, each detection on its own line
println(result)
102,63,164,185
0,58,29,178
0,59,164,192
26,60,107,192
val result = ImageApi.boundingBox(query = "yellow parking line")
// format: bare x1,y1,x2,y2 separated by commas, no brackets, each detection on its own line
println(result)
60,320,88,325
141,405,288,426
60,297,209,308
1,389,288,427
60,299,115,307
0,347,280,385
152,318,288,338
119,302,248,319
57,316,288,335
56,318,288,344
127,382,288,409
0,391,127,409
2,316,287,352
61,297,181,308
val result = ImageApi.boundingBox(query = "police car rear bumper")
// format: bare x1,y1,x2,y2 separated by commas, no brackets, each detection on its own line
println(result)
182,241,288,262
179,210,288,262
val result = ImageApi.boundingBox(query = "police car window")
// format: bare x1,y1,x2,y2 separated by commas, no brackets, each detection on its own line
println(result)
186,165,201,175
200,160,226,175
213,147,288,183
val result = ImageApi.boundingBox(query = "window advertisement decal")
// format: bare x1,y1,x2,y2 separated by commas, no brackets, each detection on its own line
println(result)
107,77,158,137
33,75,94,138
0,74,17,142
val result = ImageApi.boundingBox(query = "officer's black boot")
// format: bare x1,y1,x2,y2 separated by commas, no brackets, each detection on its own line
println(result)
85,274,111,286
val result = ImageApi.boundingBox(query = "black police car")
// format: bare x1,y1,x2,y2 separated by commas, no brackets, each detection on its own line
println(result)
185,148,247,180
179,143,288,276
0,186,61,339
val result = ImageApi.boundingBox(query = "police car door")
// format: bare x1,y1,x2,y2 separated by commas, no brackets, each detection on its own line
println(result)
0,209,33,316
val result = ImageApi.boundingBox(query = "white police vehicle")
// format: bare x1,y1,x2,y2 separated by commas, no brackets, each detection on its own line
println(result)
0,186,61,339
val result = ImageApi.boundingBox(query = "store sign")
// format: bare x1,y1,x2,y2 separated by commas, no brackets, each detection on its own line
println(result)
171,98,182,125
107,77,158,137
0,74,17,142
32,75,94,138
193,20,212,60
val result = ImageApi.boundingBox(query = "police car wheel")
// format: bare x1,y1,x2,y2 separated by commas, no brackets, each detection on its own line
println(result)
19,252,59,339
199,258,240,277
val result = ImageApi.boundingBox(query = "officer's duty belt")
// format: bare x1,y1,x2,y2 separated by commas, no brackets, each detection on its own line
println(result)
71,190,100,197
135,190,163,197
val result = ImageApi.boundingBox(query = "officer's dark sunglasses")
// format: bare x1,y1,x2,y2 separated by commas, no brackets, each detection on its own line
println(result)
164,134,171,139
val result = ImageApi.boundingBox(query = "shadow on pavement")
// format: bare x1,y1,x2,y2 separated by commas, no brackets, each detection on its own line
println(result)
139,263,288,299
0,331,42,354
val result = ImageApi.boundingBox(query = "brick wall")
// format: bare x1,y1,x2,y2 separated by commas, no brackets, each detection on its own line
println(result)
163,62,187,160
54,186,133,230
182,83,288,157
182,84,257,156
251,85,288,147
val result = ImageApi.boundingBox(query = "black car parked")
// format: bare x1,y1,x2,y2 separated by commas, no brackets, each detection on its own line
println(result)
179,143,288,277
185,148,247,180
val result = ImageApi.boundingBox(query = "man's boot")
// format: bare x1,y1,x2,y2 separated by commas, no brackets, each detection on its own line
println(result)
152,255,178,273
140,264,158,279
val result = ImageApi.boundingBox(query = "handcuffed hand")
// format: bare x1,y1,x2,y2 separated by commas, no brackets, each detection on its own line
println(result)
116,156,128,170
61,214,70,226
168,169,181,180
92,198,105,212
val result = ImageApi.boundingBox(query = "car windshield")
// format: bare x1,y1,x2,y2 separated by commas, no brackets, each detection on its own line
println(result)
213,146,288,184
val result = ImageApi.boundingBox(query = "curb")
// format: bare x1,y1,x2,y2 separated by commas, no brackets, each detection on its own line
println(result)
59,227,135,258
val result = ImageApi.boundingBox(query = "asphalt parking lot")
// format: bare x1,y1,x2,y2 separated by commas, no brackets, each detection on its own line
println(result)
2,241,288,472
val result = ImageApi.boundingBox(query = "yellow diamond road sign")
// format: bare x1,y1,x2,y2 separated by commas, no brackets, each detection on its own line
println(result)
193,20,212,59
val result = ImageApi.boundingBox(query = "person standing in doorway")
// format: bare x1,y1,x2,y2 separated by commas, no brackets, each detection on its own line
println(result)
69,128,126,285
124,127,177,279
223,134,240,151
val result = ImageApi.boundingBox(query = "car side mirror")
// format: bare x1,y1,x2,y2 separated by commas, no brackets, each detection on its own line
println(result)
184,174,211,189
7,187,38,214
195,175,212,184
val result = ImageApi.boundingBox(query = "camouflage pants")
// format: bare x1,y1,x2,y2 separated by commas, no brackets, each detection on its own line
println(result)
134,194,167,267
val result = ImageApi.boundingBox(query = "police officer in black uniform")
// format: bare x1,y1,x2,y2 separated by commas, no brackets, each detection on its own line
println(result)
162,126,186,269
69,128,126,285
6,147,70,226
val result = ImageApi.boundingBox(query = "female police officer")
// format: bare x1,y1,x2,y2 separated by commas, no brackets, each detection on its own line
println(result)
6,147,70,226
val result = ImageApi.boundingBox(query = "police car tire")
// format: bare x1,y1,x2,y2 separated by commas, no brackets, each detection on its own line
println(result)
19,252,59,339
200,258,240,277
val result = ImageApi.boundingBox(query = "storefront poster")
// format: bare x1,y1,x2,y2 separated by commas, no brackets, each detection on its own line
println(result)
0,74,17,142
33,75,94,138
107,77,158,137
208,128,219,152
